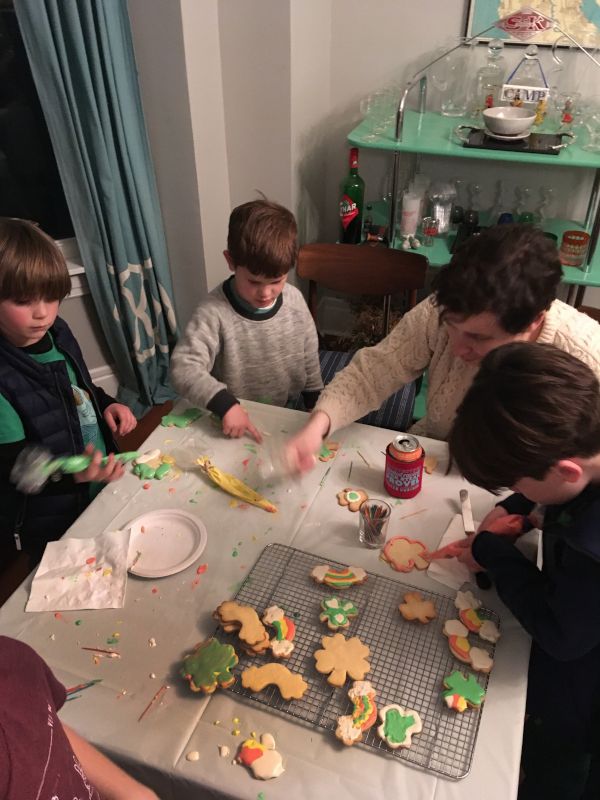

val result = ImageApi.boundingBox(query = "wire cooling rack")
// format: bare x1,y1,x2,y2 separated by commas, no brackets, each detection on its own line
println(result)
220,542,499,780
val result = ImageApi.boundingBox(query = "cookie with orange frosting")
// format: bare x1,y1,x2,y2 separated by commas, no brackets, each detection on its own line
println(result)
381,536,429,572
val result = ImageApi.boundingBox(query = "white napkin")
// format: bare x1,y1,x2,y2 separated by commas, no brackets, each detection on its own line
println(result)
427,512,475,591
26,530,130,612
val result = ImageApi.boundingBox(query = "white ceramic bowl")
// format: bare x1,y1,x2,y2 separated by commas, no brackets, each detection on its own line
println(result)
483,106,536,136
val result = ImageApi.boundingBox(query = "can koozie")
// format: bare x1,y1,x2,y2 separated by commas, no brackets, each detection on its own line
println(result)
384,435,425,499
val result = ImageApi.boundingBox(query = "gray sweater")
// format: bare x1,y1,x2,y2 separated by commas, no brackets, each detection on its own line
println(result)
170,277,323,416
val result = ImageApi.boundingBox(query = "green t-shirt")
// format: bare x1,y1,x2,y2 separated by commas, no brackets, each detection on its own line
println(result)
0,333,107,496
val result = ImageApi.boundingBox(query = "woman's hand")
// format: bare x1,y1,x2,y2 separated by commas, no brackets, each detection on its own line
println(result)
104,403,137,436
284,410,331,474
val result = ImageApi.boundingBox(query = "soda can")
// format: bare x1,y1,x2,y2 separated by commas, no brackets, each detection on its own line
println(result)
384,434,425,499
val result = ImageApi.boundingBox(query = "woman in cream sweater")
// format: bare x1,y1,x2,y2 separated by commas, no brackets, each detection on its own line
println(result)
286,224,600,472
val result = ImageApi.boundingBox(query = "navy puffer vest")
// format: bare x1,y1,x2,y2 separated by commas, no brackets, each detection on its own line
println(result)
0,317,117,559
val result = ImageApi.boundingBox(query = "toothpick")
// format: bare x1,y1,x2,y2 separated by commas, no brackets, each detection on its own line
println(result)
397,508,427,521
138,684,169,722
319,466,331,488
81,647,121,658
357,450,370,467
66,678,102,696
347,461,353,482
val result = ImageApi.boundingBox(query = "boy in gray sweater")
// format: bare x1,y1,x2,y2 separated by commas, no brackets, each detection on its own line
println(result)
170,200,323,441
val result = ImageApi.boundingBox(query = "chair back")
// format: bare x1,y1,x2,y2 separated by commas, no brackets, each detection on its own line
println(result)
297,243,428,337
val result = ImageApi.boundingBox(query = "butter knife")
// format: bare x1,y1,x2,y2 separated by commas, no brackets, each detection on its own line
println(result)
459,489,474,536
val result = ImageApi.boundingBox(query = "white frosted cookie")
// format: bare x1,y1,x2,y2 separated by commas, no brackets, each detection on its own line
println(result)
454,589,482,611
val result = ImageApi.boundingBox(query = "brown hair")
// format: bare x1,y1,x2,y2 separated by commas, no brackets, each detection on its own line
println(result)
0,218,71,302
433,224,562,333
227,199,298,277
449,342,600,492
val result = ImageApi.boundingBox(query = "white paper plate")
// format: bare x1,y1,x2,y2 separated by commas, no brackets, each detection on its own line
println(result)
126,509,207,578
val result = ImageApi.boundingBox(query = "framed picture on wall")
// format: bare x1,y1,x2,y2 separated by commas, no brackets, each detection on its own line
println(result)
465,1,600,48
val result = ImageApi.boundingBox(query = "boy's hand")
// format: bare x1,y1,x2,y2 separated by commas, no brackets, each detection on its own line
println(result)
73,444,125,484
222,404,262,442
104,403,137,436
284,410,331,474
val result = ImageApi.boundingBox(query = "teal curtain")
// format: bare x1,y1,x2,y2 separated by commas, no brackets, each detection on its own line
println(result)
14,0,178,415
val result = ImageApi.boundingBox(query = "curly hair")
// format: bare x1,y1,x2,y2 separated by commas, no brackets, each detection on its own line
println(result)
432,224,562,333
449,342,600,492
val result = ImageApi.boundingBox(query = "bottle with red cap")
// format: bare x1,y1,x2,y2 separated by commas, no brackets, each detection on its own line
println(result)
339,147,365,244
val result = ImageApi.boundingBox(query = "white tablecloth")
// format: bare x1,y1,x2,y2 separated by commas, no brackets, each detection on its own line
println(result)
0,401,530,800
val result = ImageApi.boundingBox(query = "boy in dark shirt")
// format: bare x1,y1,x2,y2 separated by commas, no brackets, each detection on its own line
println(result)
449,342,600,800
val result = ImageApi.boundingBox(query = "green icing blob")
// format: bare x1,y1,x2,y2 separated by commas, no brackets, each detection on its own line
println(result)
161,408,203,427
383,708,415,743
319,443,333,459
442,671,486,706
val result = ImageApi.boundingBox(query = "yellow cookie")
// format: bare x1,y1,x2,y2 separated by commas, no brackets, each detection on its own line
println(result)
314,633,371,687
241,663,308,700
398,591,437,624
214,601,267,648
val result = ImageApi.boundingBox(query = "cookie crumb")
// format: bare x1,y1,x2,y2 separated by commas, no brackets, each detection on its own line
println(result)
186,750,200,762
219,745,230,757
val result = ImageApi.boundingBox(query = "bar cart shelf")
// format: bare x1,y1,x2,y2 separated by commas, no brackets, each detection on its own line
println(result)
348,110,600,303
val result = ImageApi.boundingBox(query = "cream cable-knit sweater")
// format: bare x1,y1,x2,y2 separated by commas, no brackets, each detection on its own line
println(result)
316,296,600,441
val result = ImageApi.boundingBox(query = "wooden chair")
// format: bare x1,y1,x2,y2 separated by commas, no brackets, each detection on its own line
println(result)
296,243,428,431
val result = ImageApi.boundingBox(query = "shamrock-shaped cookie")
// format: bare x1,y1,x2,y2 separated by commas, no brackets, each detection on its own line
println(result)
320,597,358,630
314,633,371,687
398,591,437,624
442,670,486,712
181,638,238,693
336,488,368,512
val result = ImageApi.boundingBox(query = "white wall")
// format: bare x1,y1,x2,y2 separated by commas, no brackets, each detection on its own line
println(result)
127,1,600,312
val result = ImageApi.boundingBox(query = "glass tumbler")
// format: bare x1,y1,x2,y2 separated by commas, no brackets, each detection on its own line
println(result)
358,499,392,549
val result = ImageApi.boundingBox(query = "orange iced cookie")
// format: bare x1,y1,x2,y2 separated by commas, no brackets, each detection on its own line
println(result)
381,536,429,572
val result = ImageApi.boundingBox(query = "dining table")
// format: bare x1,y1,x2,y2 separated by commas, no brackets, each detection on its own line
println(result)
0,400,532,800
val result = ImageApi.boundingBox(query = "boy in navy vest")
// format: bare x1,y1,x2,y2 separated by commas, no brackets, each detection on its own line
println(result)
449,343,600,800
0,218,137,565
